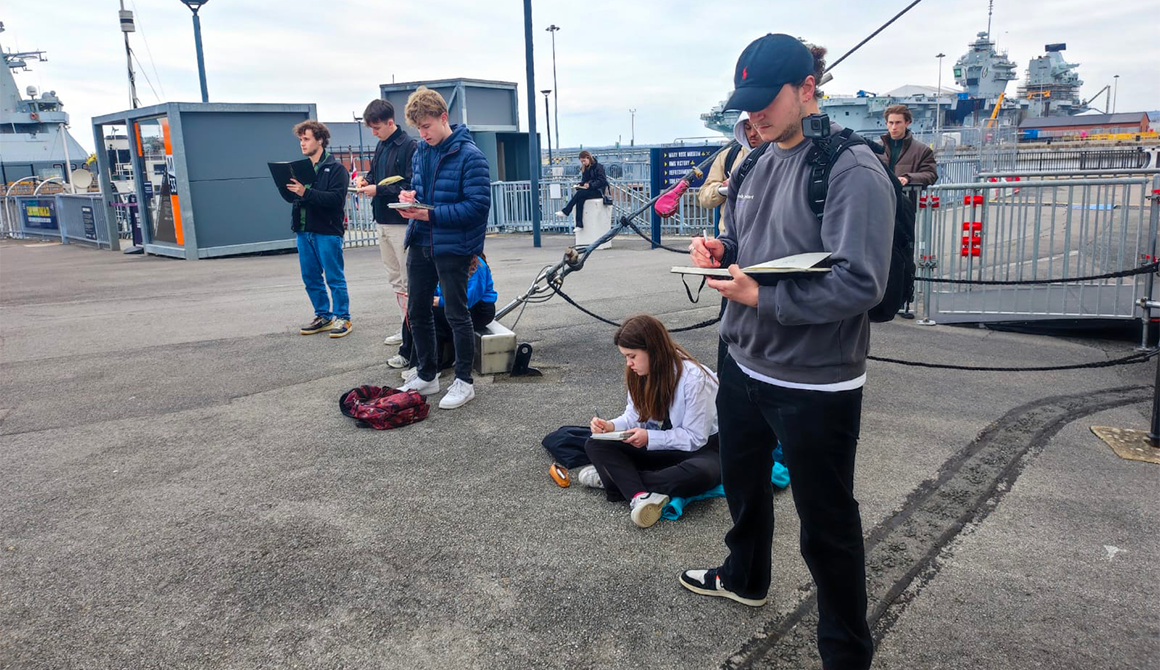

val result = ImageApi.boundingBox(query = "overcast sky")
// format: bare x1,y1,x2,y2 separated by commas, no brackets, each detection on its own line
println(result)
4,0,1158,153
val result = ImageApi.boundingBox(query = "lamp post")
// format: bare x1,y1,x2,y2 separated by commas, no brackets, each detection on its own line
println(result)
541,89,553,166
546,24,560,151
1113,74,1119,114
629,108,636,147
522,0,541,247
179,1,210,103
935,52,945,134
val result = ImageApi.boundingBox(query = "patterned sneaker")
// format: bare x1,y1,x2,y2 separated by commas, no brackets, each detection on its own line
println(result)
300,315,335,335
678,568,767,607
329,319,353,338
387,354,408,369
438,378,475,410
629,492,670,528
574,465,604,489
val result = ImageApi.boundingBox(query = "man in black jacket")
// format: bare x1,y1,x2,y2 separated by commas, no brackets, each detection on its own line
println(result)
284,120,353,337
355,99,417,354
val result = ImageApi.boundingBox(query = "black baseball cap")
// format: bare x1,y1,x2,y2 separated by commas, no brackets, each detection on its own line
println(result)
723,34,815,112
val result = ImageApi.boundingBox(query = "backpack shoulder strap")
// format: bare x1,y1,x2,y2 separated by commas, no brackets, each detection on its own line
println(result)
806,128,866,219
723,143,744,178
730,141,771,193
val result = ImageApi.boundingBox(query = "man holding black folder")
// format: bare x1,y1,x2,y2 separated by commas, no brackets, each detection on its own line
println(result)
355,99,417,351
282,120,353,338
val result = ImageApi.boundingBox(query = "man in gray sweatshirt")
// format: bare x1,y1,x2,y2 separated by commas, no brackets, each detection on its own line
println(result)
679,34,894,670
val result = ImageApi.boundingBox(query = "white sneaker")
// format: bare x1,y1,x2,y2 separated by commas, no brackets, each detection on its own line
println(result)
400,367,418,381
399,374,439,396
629,492,670,528
383,331,403,345
555,210,566,218
387,354,408,369
438,378,475,410
574,465,604,489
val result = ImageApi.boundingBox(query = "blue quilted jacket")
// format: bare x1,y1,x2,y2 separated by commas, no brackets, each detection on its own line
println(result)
406,124,491,256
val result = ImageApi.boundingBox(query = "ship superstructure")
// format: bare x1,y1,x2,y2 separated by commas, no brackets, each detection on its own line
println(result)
0,21,88,185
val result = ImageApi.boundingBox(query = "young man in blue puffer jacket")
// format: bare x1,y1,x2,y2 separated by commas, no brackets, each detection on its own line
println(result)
397,86,491,410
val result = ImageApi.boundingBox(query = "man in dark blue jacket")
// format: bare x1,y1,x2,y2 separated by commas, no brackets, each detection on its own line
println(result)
397,86,491,410
355,98,418,352
283,120,353,338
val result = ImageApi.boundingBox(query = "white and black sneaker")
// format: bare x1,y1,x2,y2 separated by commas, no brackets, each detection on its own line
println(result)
629,492,670,528
574,465,604,489
678,568,767,607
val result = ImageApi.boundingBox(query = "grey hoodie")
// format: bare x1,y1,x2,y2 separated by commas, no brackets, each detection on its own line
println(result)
719,123,895,385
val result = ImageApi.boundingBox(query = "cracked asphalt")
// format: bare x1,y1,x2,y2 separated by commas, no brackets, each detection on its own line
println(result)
1,235,1156,669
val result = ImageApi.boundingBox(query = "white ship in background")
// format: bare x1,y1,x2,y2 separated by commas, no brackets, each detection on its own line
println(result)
702,22,1100,139
0,21,89,187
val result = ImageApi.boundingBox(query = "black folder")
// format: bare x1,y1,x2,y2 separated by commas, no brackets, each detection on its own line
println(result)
268,159,316,200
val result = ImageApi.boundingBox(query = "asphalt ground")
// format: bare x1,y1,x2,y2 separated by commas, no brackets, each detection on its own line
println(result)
1,234,1157,669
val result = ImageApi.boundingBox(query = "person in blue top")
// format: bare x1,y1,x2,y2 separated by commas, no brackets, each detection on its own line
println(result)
396,86,491,410
397,254,497,377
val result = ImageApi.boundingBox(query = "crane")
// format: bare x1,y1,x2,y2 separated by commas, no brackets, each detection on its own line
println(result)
986,92,1006,129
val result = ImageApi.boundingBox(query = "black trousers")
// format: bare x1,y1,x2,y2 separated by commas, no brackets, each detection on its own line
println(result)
406,247,474,383
561,188,603,228
584,435,720,503
401,301,495,371
716,354,873,670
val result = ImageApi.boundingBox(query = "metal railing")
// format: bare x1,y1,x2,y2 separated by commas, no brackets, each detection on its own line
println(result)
915,174,1159,334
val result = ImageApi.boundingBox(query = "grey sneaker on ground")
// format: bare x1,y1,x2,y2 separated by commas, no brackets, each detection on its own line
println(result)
400,367,418,381
438,378,475,409
575,465,604,489
629,492,670,528
387,354,408,369
399,374,439,396
678,568,767,607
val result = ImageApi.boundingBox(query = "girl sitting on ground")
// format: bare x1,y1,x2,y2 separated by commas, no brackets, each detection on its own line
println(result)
576,314,721,528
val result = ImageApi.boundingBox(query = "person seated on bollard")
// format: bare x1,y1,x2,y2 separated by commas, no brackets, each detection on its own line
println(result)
396,254,497,377
555,150,608,230
575,314,721,529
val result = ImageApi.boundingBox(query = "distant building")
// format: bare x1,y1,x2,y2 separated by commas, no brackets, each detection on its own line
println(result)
1019,112,1151,140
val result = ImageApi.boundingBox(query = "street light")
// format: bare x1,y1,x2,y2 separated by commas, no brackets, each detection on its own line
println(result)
935,52,946,134
1113,74,1119,114
545,24,560,151
541,89,553,165
629,108,636,147
179,1,210,103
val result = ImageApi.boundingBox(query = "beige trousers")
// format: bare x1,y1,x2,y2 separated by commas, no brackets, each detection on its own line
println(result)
377,224,409,320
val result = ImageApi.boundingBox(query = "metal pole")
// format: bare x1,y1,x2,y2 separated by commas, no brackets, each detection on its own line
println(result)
120,1,139,109
191,9,209,103
542,92,553,165
917,194,937,326
1142,176,1159,350
629,109,636,147
1149,351,1160,446
523,0,541,247
547,25,560,151
354,113,364,177
1112,75,1119,114
60,123,75,194
935,53,945,135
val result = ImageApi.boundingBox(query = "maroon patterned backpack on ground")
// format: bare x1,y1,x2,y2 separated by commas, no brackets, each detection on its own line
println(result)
339,385,430,430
